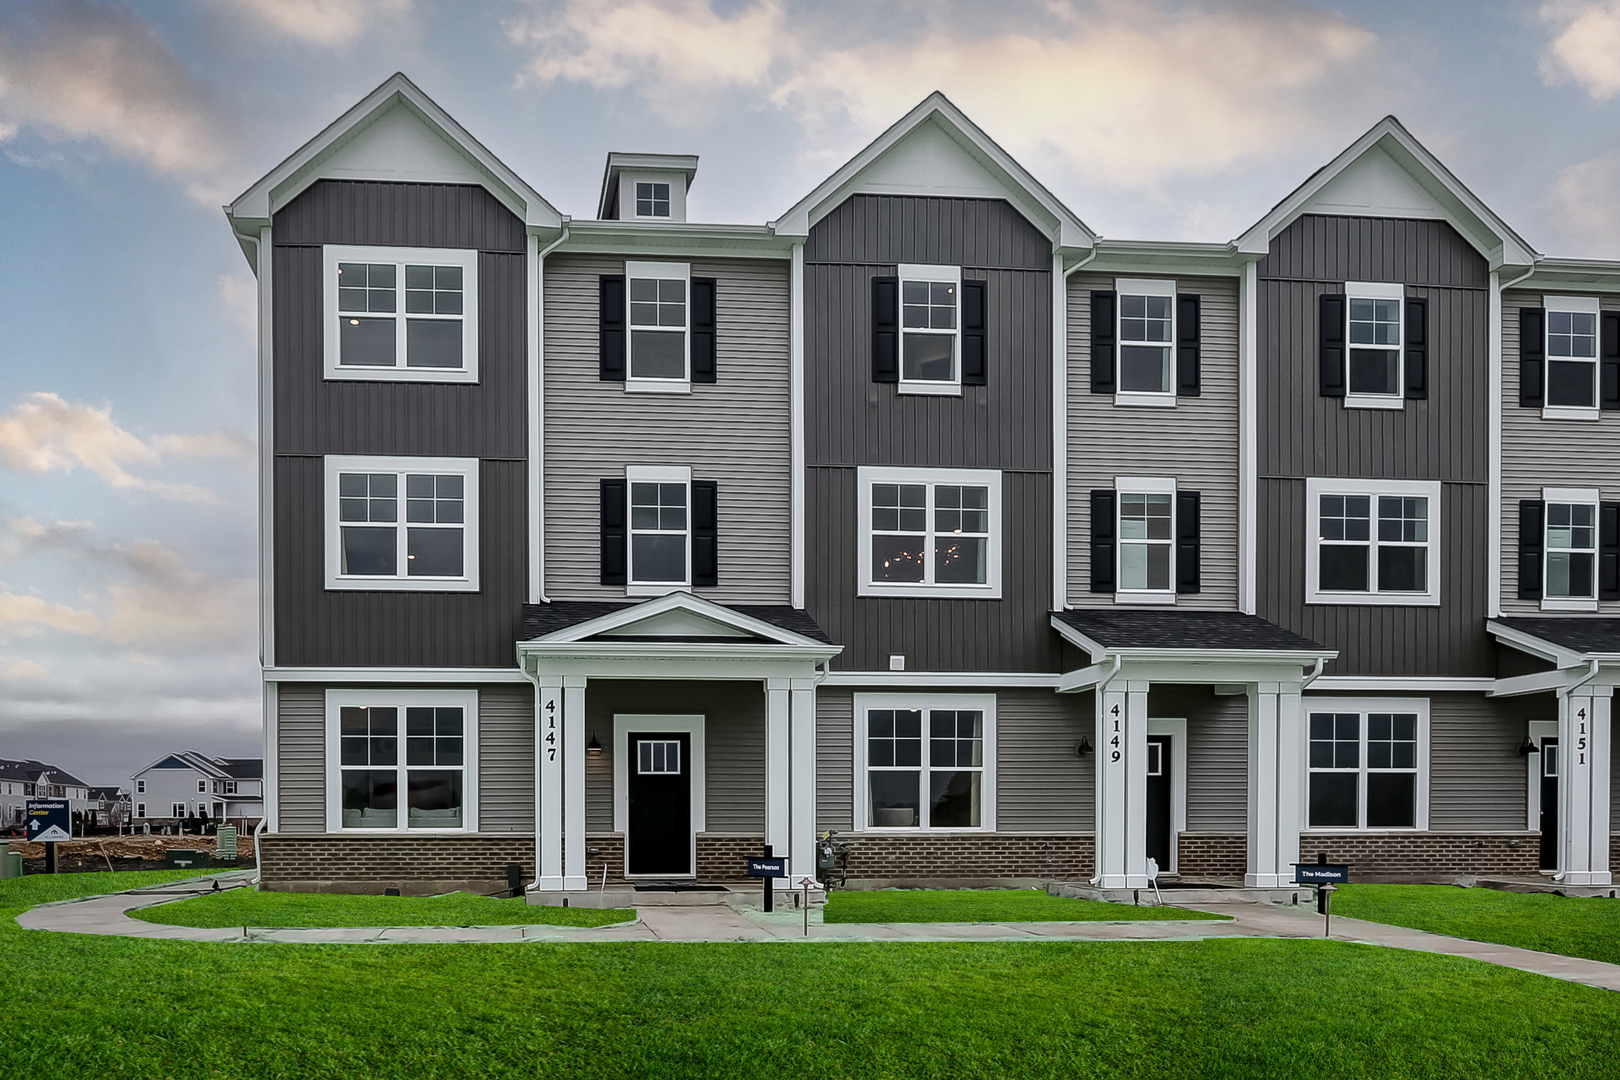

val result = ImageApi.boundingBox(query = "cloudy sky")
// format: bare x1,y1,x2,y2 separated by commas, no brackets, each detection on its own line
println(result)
3,0,1620,783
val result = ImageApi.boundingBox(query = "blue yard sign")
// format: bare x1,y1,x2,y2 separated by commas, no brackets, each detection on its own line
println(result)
1294,863,1350,884
26,800,71,843
746,857,787,878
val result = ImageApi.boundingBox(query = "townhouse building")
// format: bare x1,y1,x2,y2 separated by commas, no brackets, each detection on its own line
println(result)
0,758,93,831
228,74,1620,896
130,752,264,827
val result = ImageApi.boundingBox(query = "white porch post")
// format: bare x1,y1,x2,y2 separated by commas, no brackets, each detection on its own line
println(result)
563,675,588,890
789,678,818,887
765,678,792,887
1559,686,1612,886
1246,682,1302,887
537,673,563,890
1095,678,1150,889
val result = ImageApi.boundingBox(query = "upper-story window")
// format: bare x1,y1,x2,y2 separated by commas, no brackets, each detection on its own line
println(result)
324,455,479,592
1547,296,1600,415
899,264,960,394
1345,282,1403,407
628,465,690,592
635,182,671,218
323,246,478,383
626,261,689,389
1116,279,1175,404
858,466,1002,599
1544,488,1600,611
1116,477,1175,602
1306,478,1440,606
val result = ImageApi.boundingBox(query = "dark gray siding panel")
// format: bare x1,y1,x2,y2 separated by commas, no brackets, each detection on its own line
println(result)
1150,685,1248,832
1256,215,1488,289
816,689,854,832
1258,478,1491,676
276,685,325,833
1425,692,1535,831
998,689,1094,831
805,195,1050,269
808,467,1059,672
274,180,525,252
479,685,535,833
274,456,527,667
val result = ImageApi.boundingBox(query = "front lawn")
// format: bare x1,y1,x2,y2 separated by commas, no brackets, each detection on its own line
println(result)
823,888,1230,924
5,872,1620,1078
132,885,633,929
1334,883,1620,964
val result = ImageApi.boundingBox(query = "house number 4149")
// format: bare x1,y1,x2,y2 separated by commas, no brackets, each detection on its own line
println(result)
1109,704,1122,763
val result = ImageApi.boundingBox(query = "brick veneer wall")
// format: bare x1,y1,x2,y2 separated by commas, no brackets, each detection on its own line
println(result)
833,833,1094,886
1177,833,1246,879
1301,833,1539,880
697,834,767,881
259,835,535,895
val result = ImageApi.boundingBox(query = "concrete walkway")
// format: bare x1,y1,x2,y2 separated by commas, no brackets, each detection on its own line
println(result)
16,878,1620,993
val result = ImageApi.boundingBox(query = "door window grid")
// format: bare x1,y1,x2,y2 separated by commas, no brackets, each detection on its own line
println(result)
1146,741,1164,777
1118,293,1173,394
1546,502,1597,600
1545,742,1560,778
637,740,681,775
866,708,985,829
1346,296,1402,398
629,481,689,585
1308,711,1419,829
1119,492,1174,591
1547,308,1598,408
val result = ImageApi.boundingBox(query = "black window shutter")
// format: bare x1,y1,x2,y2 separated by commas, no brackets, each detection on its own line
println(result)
1176,491,1201,594
871,276,899,383
1602,501,1620,602
600,479,627,585
1090,291,1116,394
1090,489,1116,593
1319,292,1346,397
1176,294,1201,396
961,279,987,386
1518,499,1544,601
692,480,718,587
1602,313,1620,411
1404,297,1427,400
1520,307,1545,408
599,276,626,381
690,277,717,384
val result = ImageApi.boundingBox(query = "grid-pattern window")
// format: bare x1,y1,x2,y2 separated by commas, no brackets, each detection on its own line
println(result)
863,702,991,830
637,740,681,775
1308,709,1419,829
899,266,959,386
328,457,477,590
339,704,466,830
629,481,689,585
172,803,186,818
627,263,688,380
1547,502,1597,600
870,481,991,587
1376,496,1428,592
1118,293,1173,393
635,181,671,217
1119,492,1174,591
1309,480,1438,603
1547,305,1599,408
333,251,472,372
1347,295,1402,397
1318,495,1370,591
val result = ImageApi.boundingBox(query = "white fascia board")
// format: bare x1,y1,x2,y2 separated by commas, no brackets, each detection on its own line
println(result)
1486,619,1591,668
264,666,530,684
561,220,794,260
518,643,842,668
821,671,1063,688
1309,675,1496,692
1086,241,1248,277
1523,259,1620,292
1047,617,1337,666
1050,617,1109,663
227,72,562,231
525,591,832,649
1235,117,1537,267
771,92,1094,250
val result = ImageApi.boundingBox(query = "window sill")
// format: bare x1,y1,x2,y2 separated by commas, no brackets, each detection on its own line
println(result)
898,382,962,397
855,827,994,835
1113,391,1176,408
1541,597,1599,612
326,365,479,384
626,583,691,598
325,576,479,593
1541,405,1601,422
626,379,691,395
333,828,475,835
1306,592,1440,607
1301,827,1424,834
1343,396,1405,410
1114,591,1177,605
859,584,1003,600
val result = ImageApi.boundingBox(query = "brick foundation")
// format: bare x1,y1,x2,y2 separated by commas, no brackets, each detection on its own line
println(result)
832,833,1095,887
1301,833,1539,881
1177,833,1246,879
581,833,766,885
259,835,536,895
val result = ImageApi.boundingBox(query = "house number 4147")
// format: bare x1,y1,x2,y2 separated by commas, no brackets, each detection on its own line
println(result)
545,698,558,762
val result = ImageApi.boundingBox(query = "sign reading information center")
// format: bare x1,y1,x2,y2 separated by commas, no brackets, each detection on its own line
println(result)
26,800,71,843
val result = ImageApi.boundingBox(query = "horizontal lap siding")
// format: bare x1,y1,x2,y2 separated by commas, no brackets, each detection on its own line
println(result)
816,689,855,832
1422,692,1536,831
997,689,1093,831
808,467,1058,672
274,456,527,667
478,685,535,832
543,254,790,603
277,685,325,833
1149,685,1248,832
1066,274,1239,608
1500,290,1620,614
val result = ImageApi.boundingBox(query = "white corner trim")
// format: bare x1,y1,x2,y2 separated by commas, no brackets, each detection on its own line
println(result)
528,232,543,604
323,455,481,592
257,224,276,668
262,680,279,833
323,687,479,835
1239,259,1257,615
851,691,998,833
1051,251,1068,613
322,245,479,383
1488,270,1502,619
791,241,806,610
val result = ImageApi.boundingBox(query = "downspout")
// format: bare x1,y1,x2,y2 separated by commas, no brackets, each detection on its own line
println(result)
531,226,570,605
1088,651,1122,885
1301,657,1325,689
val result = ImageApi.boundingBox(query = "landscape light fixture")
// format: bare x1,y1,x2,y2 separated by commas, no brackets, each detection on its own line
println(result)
587,733,603,756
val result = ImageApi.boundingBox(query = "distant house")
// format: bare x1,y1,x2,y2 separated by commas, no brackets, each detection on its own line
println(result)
87,786,132,829
130,752,263,827
0,758,94,832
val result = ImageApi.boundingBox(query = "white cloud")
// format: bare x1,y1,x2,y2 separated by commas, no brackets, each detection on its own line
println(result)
101,540,257,652
219,271,258,341
0,1,233,201
507,0,1379,187
1540,1,1620,100
1546,151,1620,257
0,591,99,639
217,0,413,48
0,656,50,680
0,393,251,503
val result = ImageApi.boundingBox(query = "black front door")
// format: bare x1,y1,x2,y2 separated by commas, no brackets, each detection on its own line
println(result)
627,732,692,876
1146,735,1172,875
1540,737,1559,872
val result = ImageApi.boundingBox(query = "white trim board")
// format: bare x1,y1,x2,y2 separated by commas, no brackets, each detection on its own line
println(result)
821,671,1061,688
265,667,529,684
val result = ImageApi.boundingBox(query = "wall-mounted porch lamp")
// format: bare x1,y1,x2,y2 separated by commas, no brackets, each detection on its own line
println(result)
587,734,603,756
1518,736,1539,757
1076,736,1093,758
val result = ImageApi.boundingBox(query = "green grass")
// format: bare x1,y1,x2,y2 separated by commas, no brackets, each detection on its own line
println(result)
5,872,1620,1078
823,887,1230,924
131,885,633,929
0,869,229,907
1335,883,1620,964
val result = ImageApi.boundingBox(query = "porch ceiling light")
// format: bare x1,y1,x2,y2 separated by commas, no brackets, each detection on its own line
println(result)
1518,736,1538,757
587,733,603,756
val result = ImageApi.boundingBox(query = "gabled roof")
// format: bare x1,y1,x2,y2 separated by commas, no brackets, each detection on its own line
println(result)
1238,116,1536,269
521,594,834,647
133,750,259,781
0,758,90,788
597,152,699,219
1053,610,1332,662
227,72,563,234
1490,618,1620,665
772,91,1094,251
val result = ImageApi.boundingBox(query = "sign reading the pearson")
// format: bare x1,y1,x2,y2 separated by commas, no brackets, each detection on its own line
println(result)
746,857,787,878
26,800,71,843
1294,863,1350,884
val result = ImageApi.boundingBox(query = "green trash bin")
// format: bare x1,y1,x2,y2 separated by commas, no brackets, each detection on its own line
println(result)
0,842,14,880
165,849,206,871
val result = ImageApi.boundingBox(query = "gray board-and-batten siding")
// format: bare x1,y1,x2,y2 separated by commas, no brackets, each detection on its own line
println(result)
275,683,535,834
1255,214,1492,677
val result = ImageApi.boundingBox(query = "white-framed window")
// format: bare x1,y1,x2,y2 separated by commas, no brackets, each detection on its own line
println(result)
1344,281,1404,409
197,779,206,794
626,261,690,391
626,465,691,595
324,455,479,592
322,245,478,383
1306,478,1440,605
898,263,960,395
858,465,1002,599
635,181,671,218
172,803,186,818
222,781,237,795
325,689,477,833
1304,697,1428,831
853,693,997,831
135,803,146,818
1544,295,1601,419
1115,476,1176,603
637,740,681,775
135,779,145,794
1543,486,1600,611
1115,278,1176,406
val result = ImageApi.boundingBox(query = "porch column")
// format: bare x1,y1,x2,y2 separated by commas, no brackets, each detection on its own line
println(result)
1095,678,1150,889
1559,685,1612,886
536,673,564,890
563,675,588,890
1246,681,1303,888
765,678,791,887
789,678,818,887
